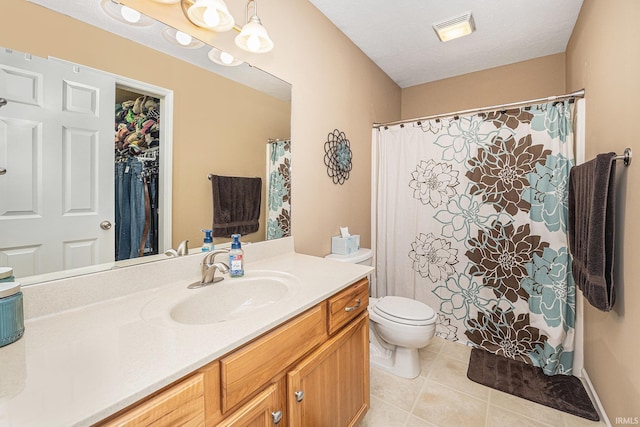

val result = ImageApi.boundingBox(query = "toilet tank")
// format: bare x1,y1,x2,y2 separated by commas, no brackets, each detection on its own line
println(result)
324,248,373,266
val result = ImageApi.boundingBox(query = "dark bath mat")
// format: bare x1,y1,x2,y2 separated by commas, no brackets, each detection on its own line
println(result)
467,348,600,421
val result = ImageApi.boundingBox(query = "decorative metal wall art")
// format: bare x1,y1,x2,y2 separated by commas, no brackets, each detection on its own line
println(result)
324,129,352,184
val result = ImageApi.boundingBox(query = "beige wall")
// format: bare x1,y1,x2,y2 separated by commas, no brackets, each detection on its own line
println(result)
121,0,402,256
401,53,566,119
1,2,292,248
5,0,637,419
566,0,640,420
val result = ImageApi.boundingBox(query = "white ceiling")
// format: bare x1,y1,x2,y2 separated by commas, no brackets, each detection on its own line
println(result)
308,0,584,88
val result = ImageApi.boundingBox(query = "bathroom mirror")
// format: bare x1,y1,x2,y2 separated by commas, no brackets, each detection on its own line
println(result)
0,0,291,285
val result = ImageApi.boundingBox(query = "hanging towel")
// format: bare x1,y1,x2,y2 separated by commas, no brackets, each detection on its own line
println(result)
210,175,262,237
568,152,617,312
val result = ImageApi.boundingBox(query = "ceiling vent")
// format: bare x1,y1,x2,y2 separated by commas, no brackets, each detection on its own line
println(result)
433,11,476,42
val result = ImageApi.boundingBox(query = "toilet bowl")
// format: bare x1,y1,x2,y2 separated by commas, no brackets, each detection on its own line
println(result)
368,296,436,378
324,248,437,379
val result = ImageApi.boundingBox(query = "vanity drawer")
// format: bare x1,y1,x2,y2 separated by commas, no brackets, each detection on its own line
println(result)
101,372,205,426
220,302,328,413
327,278,369,335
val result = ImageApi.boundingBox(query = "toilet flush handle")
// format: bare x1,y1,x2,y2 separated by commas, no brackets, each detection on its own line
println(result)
345,298,362,312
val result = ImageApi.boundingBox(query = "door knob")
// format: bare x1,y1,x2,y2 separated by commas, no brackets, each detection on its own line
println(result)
100,221,112,230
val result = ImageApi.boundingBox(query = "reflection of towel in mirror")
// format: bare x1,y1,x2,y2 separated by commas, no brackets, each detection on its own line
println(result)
568,152,616,312
210,175,262,237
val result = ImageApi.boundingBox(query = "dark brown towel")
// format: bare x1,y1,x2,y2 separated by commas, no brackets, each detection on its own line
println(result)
210,175,262,238
568,153,616,311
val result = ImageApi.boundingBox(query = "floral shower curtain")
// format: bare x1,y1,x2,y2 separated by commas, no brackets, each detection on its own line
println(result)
374,101,576,375
266,139,292,240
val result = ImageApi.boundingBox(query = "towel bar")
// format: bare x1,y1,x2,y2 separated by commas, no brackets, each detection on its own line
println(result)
614,148,632,167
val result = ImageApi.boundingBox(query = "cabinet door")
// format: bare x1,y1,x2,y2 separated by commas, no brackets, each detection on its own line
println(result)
217,383,283,427
287,313,369,427
100,373,205,427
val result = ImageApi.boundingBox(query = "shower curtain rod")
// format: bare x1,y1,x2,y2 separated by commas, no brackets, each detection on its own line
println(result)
373,89,586,129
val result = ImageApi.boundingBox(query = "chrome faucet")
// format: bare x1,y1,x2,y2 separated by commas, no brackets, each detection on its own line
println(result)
188,249,230,289
176,240,190,256
165,240,189,257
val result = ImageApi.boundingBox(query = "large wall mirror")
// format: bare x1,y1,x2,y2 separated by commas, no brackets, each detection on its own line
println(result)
0,0,292,285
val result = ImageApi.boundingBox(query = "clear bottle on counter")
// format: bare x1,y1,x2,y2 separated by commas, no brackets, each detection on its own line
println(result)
229,234,244,277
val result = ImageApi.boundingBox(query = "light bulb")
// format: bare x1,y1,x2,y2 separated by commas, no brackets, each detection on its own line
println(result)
220,52,234,65
202,7,220,27
247,34,260,52
120,6,141,23
175,31,192,46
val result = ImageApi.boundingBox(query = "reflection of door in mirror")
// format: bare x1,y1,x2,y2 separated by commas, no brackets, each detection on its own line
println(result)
0,49,115,278
0,49,172,278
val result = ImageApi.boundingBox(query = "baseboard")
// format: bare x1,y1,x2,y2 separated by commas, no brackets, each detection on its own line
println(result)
581,368,611,426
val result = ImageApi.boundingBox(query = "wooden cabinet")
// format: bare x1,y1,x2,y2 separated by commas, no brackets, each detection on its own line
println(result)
220,303,327,412
216,383,283,427
100,373,205,427
327,278,369,335
96,280,369,427
287,312,369,427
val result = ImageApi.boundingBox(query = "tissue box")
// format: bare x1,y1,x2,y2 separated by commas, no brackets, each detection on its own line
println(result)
331,235,360,255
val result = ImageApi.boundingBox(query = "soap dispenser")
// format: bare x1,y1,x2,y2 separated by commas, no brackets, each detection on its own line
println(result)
229,234,244,277
201,229,214,252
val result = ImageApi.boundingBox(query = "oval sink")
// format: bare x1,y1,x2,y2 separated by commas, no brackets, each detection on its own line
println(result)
170,271,300,325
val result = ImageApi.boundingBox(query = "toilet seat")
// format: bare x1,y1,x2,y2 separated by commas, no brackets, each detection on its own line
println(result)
372,296,436,326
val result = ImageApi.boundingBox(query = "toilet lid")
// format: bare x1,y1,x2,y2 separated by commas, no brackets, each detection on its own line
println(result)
373,296,436,325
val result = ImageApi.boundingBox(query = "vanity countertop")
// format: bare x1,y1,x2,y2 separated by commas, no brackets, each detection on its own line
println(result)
0,240,372,427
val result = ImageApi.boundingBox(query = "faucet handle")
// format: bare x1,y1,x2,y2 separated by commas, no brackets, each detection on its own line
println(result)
202,248,230,269
164,249,178,257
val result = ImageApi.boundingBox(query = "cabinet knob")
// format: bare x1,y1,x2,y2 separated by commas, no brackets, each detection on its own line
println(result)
272,410,283,424
294,390,304,402
345,298,362,312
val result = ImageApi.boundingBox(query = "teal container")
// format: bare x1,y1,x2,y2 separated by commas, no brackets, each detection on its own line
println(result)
0,267,14,283
0,282,25,347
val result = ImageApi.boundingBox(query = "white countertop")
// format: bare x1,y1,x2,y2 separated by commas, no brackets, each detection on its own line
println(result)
0,239,372,426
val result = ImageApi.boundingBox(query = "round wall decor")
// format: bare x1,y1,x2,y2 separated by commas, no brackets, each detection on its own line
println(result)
324,129,352,185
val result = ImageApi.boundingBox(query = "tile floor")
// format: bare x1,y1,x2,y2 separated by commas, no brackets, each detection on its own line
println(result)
360,337,607,427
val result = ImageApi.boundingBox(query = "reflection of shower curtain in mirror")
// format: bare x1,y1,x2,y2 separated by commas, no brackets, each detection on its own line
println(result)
114,94,161,260
266,140,292,240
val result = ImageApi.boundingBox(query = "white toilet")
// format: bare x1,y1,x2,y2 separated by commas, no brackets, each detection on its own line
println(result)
325,248,437,379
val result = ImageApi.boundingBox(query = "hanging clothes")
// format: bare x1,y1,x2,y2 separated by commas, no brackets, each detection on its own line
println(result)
114,94,160,260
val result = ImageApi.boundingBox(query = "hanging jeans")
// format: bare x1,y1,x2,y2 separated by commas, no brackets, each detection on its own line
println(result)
143,173,159,256
128,160,146,259
115,159,146,260
115,161,131,261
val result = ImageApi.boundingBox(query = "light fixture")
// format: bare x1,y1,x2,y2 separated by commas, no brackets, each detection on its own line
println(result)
208,47,243,66
149,0,180,3
100,0,154,27
433,11,476,42
161,26,205,49
120,5,141,23
181,0,235,32
235,0,273,53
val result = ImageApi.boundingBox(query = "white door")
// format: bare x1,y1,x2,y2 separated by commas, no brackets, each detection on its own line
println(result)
0,49,115,278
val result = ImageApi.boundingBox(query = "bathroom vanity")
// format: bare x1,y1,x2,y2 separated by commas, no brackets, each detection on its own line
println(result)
0,237,372,426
